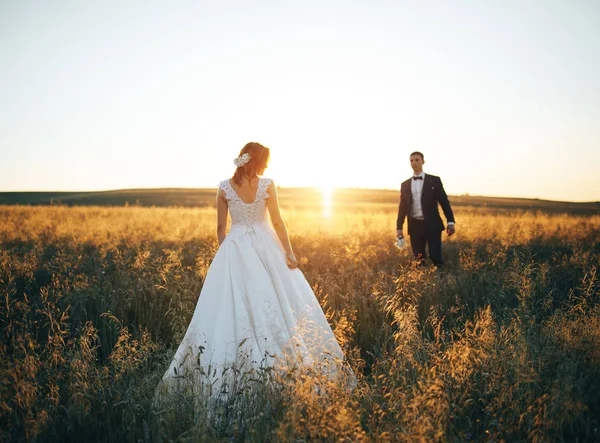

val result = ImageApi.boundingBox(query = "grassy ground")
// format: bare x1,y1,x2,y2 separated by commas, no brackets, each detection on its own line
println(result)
1,197,599,442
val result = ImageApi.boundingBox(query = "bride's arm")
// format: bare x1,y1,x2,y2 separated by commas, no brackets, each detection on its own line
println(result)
265,182,298,269
216,189,228,245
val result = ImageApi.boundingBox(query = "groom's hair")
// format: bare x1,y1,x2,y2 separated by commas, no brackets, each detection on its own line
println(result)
410,151,424,160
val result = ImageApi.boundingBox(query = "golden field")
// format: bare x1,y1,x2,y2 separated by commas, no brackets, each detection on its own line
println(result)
1,191,599,442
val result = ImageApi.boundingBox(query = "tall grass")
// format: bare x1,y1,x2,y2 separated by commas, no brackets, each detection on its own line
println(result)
1,205,599,442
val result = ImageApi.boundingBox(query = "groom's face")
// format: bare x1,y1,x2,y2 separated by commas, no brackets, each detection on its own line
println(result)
410,154,424,172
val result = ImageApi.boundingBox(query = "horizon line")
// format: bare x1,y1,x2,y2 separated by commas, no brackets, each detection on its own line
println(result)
0,187,598,205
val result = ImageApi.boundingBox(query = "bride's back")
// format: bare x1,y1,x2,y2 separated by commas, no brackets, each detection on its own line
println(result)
219,177,272,227
230,177,260,204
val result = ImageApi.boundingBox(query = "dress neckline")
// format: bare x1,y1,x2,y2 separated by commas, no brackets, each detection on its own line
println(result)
228,178,261,205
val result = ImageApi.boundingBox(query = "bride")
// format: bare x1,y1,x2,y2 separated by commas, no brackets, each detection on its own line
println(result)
157,142,352,399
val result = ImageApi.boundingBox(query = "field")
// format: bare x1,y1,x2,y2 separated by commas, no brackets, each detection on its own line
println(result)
1,188,600,442
1,188,599,215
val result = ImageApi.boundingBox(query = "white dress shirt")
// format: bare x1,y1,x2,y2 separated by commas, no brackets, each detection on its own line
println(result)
410,172,425,219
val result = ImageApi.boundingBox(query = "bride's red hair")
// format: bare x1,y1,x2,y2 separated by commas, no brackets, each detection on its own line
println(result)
232,142,270,186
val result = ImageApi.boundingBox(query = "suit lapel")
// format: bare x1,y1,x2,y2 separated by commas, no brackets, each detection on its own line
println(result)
420,175,428,207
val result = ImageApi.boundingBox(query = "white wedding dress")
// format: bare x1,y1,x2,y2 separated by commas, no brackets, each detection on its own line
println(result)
158,177,351,398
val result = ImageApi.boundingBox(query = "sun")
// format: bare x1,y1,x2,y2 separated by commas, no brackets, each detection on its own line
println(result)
320,184,335,217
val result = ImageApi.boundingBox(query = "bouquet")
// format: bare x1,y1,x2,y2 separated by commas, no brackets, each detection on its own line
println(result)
395,236,406,249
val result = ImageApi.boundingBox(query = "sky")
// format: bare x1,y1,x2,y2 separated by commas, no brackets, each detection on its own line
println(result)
1,0,599,201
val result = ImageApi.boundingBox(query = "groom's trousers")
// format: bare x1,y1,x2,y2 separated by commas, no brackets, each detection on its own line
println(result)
409,218,443,266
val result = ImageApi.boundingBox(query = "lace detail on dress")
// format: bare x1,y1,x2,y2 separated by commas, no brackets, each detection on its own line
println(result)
219,178,272,203
219,178,272,227
219,179,238,202
258,178,272,200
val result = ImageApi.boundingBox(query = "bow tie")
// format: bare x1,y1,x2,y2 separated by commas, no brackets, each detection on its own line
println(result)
412,176,423,180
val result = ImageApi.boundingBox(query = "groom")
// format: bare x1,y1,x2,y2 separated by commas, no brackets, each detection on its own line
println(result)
396,151,455,267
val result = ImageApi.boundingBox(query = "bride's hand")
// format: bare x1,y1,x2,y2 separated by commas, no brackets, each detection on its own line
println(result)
286,253,298,269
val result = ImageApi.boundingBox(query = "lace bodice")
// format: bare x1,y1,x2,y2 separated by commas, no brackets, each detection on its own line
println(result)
219,178,272,226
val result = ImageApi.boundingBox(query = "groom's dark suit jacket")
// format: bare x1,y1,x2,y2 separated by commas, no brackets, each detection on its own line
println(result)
396,174,455,235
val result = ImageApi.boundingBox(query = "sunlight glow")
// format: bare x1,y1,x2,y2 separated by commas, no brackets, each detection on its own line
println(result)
321,185,334,218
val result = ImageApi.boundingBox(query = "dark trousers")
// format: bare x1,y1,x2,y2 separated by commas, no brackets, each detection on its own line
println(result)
409,218,443,266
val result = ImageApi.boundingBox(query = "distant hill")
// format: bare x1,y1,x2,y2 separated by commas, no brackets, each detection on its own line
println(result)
0,189,217,208
1,188,599,215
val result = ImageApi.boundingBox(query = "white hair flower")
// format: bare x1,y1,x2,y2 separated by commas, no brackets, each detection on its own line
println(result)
233,153,251,167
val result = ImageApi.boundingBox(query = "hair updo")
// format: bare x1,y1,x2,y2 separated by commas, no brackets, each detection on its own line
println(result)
232,142,270,185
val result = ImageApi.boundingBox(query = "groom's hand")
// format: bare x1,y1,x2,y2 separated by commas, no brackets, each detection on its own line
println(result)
446,225,455,236
396,230,403,238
